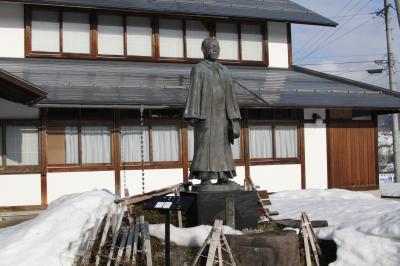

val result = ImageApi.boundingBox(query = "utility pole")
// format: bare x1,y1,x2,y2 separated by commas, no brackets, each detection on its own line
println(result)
384,0,400,182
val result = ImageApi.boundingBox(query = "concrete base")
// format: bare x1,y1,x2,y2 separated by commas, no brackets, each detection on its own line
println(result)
182,190,258,230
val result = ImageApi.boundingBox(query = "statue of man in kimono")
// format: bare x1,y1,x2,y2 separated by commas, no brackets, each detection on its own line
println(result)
184,37,241,187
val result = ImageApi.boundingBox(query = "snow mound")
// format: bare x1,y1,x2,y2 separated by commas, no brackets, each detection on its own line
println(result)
271,189,400,266
0,190,115,266
149,224,242,247
380,183,400,197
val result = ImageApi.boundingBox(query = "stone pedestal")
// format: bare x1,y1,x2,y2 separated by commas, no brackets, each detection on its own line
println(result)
182,190,258,230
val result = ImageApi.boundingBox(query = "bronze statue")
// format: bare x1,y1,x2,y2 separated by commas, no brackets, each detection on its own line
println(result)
184,37,241,187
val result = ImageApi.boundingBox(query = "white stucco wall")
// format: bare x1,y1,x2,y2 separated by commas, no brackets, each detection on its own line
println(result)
0,98,40,119
0,3,25,58
268,22,289,68
249,164,302,192
47,171,115,203
0,174,41,206
121,168,183,196
304,108,328,189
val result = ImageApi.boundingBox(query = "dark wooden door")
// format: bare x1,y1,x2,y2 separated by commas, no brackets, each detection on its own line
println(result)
327,120,377,189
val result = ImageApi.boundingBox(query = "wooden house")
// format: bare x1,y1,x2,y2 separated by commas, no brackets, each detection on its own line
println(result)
0,0,399,211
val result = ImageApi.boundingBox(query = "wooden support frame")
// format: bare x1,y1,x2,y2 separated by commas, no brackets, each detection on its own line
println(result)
113,110,121,196
40,108,48,206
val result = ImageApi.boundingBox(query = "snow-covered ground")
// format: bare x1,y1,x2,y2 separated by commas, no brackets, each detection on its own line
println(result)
271,189,400,266
0,190,115,266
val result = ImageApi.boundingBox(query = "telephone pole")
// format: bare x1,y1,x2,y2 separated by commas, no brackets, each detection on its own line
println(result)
384,0,400,182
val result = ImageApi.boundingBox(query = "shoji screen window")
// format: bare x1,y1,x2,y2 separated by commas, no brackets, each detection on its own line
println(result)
81,126,112,164
249,125,273,159
121,126,150,163
127,16,153,57
241,24,264,61
47,126,79,165
5,126,39,166
31,10,60,52
275,125,298,158
216,22,239,60
62,12,90,54
159,19,184,58
152,125,180,162
186,20,209,59
97,14,124,55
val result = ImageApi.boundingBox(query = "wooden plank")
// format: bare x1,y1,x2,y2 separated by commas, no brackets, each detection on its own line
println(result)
115,227,129,266
143,221,153,266
301,222,312,266
124,218,135,264
221,232,236,266
95,209,112,266
206,219,223,266
132,217,140,265
82,217,101,266
302,213,320,266
117,183,187,206
106,207,125,266
190,228,213,266
217,240,223,266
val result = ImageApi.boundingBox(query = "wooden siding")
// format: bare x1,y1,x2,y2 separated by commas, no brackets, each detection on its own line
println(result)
327,120,378,190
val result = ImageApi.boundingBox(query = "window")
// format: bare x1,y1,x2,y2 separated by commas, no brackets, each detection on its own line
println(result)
31,10,60,52
27,7,268,65
47,126,79,165
0,128,3,166
249,125,273,159
82,126,112,164
159,19,184,58
63,12,90,54
186,20,209,58
249,123,298,160
216,22,239,60
98,14,124,55
127,16,153,57
152,125,180,162
241,24,263,61
6,126,39,166
188,126,242,160
121,126,150,162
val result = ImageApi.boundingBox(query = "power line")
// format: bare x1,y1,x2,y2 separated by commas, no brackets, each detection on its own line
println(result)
297,0,375,63
295,0,356,58
298,60,376,66
298,14,377,63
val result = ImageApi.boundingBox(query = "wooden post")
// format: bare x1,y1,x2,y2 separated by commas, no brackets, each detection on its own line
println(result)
113,110,121,197
40,108,48,207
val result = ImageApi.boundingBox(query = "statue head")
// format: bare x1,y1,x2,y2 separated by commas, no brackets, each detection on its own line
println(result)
201,37,220,62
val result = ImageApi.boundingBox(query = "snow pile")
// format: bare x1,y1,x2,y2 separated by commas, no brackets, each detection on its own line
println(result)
0,190,115,266
271,189,400,266
149,224,242,247
380,183,400,197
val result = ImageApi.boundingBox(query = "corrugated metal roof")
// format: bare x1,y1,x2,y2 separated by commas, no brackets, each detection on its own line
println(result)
4,0,337,27
0,58,399,110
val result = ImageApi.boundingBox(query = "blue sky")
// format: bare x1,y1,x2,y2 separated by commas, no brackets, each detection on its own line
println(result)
291,0,400,90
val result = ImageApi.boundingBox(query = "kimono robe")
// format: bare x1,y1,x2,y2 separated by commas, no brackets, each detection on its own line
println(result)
184,60,241,180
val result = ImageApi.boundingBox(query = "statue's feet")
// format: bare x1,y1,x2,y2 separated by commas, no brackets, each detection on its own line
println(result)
201,179,213,185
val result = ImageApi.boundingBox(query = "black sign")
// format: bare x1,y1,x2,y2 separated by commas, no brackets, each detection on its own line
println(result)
144,195,193,212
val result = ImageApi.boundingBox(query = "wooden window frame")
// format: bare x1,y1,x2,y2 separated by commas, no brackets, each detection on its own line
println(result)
25,5,269,66
248,120,301,164
0,120,42,174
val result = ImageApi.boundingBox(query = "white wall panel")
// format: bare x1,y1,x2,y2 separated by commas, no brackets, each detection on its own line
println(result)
121,169,183,196
0,3,24,58
0,174,41,206
250,164,302,192
47,171,115,203
0,98,39,119
268,22,289,68
304,122,328,189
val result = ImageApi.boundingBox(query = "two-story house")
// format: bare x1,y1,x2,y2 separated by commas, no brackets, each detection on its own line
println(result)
1,0,400,211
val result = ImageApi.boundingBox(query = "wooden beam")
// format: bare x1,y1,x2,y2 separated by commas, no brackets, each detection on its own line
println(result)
40,108,48,206
243,109,251,179
113,110,121,197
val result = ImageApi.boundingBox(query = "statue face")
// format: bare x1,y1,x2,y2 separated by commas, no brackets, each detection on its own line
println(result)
202,39,220,61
